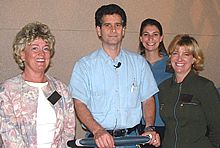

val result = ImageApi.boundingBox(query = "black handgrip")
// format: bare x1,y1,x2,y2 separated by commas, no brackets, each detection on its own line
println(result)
67,135,152,147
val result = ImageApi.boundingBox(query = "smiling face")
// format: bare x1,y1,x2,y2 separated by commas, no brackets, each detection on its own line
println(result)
21,38,51,75
171,45,195,78
140,25,163,52
96,14,125,48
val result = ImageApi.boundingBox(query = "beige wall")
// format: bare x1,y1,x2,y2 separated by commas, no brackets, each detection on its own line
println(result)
1,0,220,138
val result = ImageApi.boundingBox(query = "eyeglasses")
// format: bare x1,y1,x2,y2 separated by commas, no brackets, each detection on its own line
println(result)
27,44,51,53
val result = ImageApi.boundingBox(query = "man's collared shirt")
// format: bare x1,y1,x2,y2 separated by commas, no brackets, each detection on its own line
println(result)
69,48,158,129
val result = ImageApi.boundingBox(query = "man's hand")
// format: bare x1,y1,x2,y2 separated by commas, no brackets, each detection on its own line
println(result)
93,128,115,148
141,131,160,147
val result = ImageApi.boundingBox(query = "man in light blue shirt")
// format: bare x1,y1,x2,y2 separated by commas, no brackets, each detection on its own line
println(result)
69,4,160,148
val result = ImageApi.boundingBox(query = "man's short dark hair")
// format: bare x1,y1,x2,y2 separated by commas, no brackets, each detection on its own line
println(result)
95,4,127,27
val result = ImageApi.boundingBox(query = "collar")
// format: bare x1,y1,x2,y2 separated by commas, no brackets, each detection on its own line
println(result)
98,48,123,64
171,70,198,86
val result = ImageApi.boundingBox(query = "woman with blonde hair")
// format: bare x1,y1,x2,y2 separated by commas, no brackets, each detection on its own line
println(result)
0,22,75,147
158,34,220,148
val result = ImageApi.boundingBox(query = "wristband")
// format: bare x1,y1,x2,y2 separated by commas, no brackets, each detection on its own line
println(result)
144,126,155,132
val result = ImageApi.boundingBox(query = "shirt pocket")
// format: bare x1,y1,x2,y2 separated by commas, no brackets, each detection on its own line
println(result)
127,82,140,108
180,98,204,121
159,103,168,120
